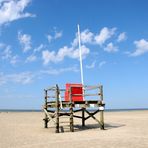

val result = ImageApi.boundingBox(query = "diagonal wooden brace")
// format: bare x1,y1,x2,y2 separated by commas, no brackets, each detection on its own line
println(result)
85,109,100,120
44,109,56,125
85,109,103,129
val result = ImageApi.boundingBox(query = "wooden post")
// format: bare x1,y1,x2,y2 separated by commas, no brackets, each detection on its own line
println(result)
55,84,60,133
69,86,74,132
100,85,104,130
82,108,85,126
44,90,48,128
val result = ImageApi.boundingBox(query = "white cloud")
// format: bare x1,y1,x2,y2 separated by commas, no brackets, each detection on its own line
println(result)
99,61,106,68
1,45,12,59
117,32,127,42
18,31,32,52
41,66,79,75
129,39,148,57
0,66,79,86
42,45,90,65
47,29,63,43
94,27,116,45
1,45,19,65
44,28,93,65
72,29,94,47
71,45,90,59
54,30,62,39
56,46,73,62
26,44,44,63
34,44,44,53
71,37,78,47
47,34,52,43
0,71,34,85
71,27,123,55
10,55,19,65
0,0,35,26
104,42,118,52
25,54,36,63
42,50,56,65
81,29,94,44
86,61,96,69
72,27,118,47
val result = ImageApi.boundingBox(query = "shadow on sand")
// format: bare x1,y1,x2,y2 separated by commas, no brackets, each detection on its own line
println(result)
58,123,125,133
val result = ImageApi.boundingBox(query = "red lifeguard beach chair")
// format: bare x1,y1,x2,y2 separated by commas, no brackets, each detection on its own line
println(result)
64,83,83,102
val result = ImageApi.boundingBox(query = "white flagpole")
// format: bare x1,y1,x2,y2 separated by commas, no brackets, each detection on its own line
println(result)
77,24,84,85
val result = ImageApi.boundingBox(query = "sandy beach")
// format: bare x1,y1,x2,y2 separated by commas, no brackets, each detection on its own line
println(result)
0,110,148,148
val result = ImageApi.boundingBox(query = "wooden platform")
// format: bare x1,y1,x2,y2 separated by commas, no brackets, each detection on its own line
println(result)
43,84,105,133
45,100,105,108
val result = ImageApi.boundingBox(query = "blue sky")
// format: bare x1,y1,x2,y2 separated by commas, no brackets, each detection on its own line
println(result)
0,0,148,109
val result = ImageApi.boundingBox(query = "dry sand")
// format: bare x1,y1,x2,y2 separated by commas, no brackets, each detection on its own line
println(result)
0,110,148,148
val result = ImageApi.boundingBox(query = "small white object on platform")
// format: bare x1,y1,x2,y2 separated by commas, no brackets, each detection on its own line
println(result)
99,106,104,111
